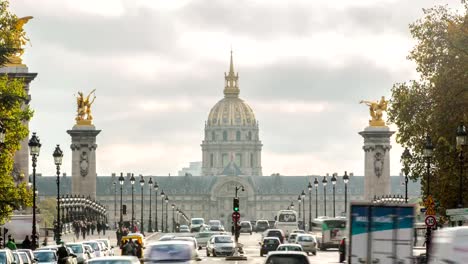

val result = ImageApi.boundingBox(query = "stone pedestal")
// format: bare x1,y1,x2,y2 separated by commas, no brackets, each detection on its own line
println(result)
359,126,395,201
67,124,101,199
0,65,37,183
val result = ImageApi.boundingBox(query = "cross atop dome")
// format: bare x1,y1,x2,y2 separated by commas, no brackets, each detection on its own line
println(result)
224,50,240,98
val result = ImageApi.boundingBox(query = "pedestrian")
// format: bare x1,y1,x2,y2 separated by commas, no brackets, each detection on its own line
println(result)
6,236,17,250
0,237,4,249
22,235,31,249
42,237,48,247
57,242,69,264
135,240,142,258
123,239,134,256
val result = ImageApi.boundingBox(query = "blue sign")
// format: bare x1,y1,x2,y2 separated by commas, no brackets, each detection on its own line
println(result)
420,208,427,213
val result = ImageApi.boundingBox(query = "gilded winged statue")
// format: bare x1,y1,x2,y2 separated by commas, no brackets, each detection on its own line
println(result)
7,16,33,65
360,96,388,126
75,90,96,124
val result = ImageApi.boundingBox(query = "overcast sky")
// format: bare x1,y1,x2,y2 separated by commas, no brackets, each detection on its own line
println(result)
10,0,463,177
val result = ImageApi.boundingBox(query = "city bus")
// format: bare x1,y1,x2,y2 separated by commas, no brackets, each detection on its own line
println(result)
311,217,347,250
274,210,298,236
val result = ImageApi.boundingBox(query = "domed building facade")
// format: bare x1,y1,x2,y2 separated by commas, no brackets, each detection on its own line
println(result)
201,53,263,176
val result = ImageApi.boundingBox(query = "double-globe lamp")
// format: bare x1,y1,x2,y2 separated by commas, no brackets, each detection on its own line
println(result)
53,145,63,244
28,132,41,250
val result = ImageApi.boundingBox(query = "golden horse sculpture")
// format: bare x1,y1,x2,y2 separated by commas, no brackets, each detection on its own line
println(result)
75,89,96,125
360,96,388,127
7,16,33,65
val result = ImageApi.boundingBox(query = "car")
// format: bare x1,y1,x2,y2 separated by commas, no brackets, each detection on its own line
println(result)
239,221,252,234
82,241,103,258
288,233,299,243
430,226,468,264
95,239,113,256
144,241,199,263
158,235,175,241
295,234,317,256
255,220,269,233
263,251,311,264
95,241,109,257
206,235,235,257
12,252,25,264
259,237,281,257
15,251,33,264
171,237,199,251
33,250,58,264
82,245,94,259
291,229,306,234
16,249,35,264
179,225,190,233
338,237,346,263
208,220,222,231
263,229,286,243
63,248,78,264
66,243,88,264
0,249,17,264
86,256,140,264
190,218,205,232
276,244,303,252
195,232,216,249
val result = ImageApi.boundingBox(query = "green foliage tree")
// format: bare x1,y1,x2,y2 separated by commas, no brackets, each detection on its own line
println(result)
38,198,56,228
388,4,468,213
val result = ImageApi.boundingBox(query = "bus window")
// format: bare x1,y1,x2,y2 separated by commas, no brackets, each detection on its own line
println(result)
278,214,296,222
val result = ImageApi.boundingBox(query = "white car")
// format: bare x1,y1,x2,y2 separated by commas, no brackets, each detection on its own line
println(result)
83,241,102,258
95,239,113,256
33,250,58,264
264,251,311,264
276,244,303,252
66,243,88,264
206,235,235,257
295,234,317,255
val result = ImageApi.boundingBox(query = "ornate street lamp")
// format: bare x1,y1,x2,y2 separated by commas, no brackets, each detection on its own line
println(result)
165,196,169,232
343,171,349,213
139,176,145,234
322,176,328,217
456,122,467,209
118,173,125,228
148,177,153,232
307,181,312,231
154,182,159,232
171,204,175,232
297,195,301,225
28,132,41,250
314,178,319,218
423,134,434,259
300,190,305,230
161,189,165,232
113,181,117,228
401,148,412,203
53,145,63,244
331,173,337,217
130,173,135,229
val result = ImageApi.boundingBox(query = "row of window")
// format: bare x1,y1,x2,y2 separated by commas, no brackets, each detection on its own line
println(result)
209,153,255,168
210,130,254,141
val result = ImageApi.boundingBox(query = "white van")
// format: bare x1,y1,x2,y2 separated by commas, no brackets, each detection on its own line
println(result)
190,218,205,232
430,226,468,264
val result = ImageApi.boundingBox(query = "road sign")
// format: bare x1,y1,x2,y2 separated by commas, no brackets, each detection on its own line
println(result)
446,208,468,216
425,215,437,227
420,208,427,213
424,195,436,215
450,215,467,221
232,212,240,221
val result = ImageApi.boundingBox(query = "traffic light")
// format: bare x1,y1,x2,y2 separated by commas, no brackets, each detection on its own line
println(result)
233,197,240,212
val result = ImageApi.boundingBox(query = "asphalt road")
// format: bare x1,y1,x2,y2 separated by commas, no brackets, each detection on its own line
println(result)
147,232,343,264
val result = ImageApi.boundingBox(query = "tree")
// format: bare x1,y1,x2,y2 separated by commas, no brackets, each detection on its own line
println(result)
388,4,468,213
38,198,56,229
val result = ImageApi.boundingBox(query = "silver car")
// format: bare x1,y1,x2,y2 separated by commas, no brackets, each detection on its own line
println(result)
66,243,88,264
0,249,17,264
206,235,235,257
87,256,139,264
144,241,198,263
33,250,57,264
295,234,317,255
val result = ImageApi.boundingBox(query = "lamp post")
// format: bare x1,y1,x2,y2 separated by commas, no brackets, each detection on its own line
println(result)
314,178,319,218
424,134,434,259
322,176,328,216
301,190,305,230
307,181,312,231
401,148,412,204
165,196,169,232
161,190,165,232
28,132,41,250
154,182,159,232
53,145,63,244
343,171,349,213
297,195,301,226
139,176,145,234
171,204,175,232
331,173,337,217
290,202,294,211
118,173,125,228
113,182,116,228
148,178,153,232
130,173,135,229
456,122,467,211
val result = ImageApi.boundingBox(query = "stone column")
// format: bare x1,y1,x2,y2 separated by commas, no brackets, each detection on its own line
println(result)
67,125,101,199
0,65,37,183
359,126,395,201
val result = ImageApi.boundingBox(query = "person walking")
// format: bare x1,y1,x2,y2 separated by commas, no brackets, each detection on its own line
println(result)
57,242,69,264
6,236,17,250
22,236,31,249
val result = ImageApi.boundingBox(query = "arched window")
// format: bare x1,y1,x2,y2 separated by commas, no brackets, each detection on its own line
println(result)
236,131,241,141
247,131,252,140
223,131,228,141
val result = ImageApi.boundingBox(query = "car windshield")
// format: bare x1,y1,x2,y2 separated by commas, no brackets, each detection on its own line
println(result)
269,231,282,237
146,244,192,261
209,221,220,226
89,260,133,264
257,222,268,226
98,241,109,248
325,220,346,229
278,213,296,222
192,219,203,224
264,239,278,245
197,233,212,238
214,237,232,243
20,253,29,263
13,253,20,263
298,236,313,242
278,246,301,251
34,251,56,262
0,253,6,264
289,234,297,238
85,242,100,251
68,245,83,253
266,255,307,264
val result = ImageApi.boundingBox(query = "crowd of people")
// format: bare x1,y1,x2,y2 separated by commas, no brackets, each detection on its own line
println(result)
72,219,107,240
0,235,35,250
120,238,143,257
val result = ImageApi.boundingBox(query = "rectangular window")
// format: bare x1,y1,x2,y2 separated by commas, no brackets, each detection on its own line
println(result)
250,153,254,167
235,153,242,167
210,154,214,168
222,153,229,166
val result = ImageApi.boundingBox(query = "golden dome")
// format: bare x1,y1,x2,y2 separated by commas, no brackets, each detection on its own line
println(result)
207,51,256,127
207,97,256,127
